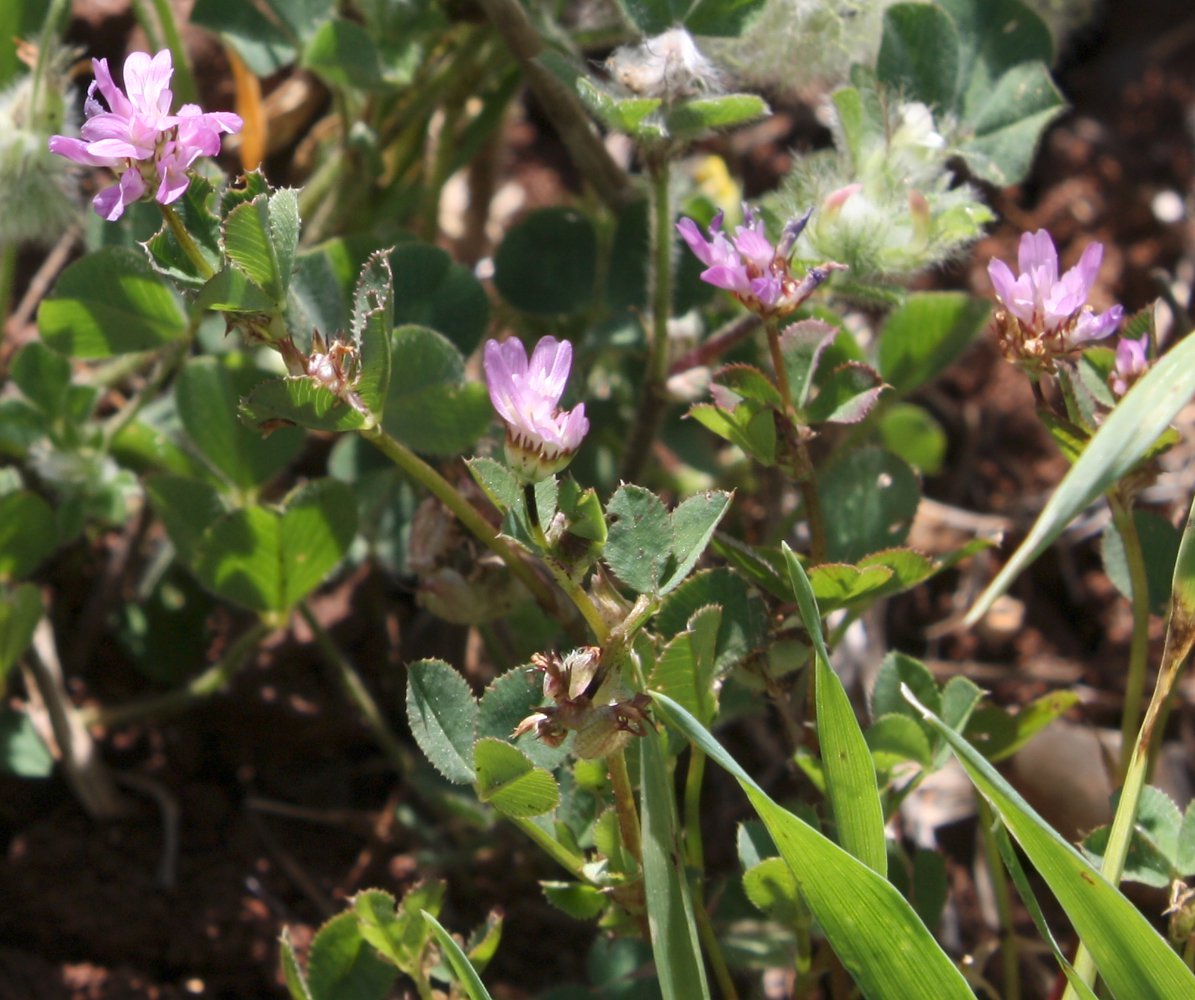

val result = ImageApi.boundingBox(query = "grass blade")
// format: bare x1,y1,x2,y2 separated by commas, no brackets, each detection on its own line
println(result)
639,724,711,1000
905,686,1195,999
421,910,494,1000
652,692,975,1000
964,329,1195,626
783,544,887,875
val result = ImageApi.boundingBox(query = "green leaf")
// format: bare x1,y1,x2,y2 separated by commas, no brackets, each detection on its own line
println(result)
576,77,663,138
421,910,495,1000
0,584,42,684
175,355,304,492
784,544,886,875
664,94,770,139
223,189,300,306
639,724,711,1000
0,492,56,582
1179,803,1195,875
818,447,920,562
390,244,488,355
1082,786,1183,889
478,667,570,772
650,605,721,726
541,881,607,920
406,659,479,784
144,474,227,568
662,490,732,593
907,689,1195,1000
194,265,279,314
280,927,313,1000
657,568,768,672
876,293,990,397
965,328,1195,626
743,857,805,924
382,325,491,456
867,714,934,771
302,18,385,90
877,4,961,112
805,563,894,612
10,342,72,419
956,62,1066,186
687,401,776,465
492,209,596,316
305,911,397,1000
1101,510,1181,616
806,362,885,426
352,889,411,969
351,250,394,421
938,0,1054,119
473,737,559,818
191,0,296,75
193,478,357,613
780,319,838,409
0,709,53,778
614,0,767,36
963,691,1082,763
604,485,674,594
879,403,948,475
872,651,939,723
38,248,186,357
240,377,368,434
654,693,976,999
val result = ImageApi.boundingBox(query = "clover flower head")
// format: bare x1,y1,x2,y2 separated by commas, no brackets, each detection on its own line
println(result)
988,229,1123,365
483,336,589,482
1111,334,1150,397
49,49,242,220
676,205,844,318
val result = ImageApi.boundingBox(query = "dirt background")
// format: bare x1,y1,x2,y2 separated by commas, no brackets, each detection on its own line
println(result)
2,0,1195,997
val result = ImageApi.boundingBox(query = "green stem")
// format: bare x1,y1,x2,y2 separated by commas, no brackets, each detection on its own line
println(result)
82,620,272,729
509,815,589,879
101,337,192,449
1067,583,1195,994
299,603,412,775
978,798,1020,1000
607,748,642,865
0,244,15,331
765,321,827,564
1110,493,1151,778
160,203,215,280
524,484,610,642
147,0,198,104
682,746,739,999
471,0,635,212
29,0,72,125
621,156,673,483
360,425,560,615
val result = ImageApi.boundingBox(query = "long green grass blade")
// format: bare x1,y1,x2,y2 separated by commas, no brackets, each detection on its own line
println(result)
639,724,711,1000
782,544,886,874
964,329,1195,626
906,688,1195,999
652,693,974,1000
421,910,494,1000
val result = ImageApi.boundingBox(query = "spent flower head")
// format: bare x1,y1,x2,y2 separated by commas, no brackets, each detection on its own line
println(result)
49,49,241,220
484,336,589,483
677,205,844,318
988,229,1123,365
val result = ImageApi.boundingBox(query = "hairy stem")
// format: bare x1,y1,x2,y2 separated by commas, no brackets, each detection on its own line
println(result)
472,0,635,212
525,483,610,642
360,425,561,618
160,203,215,280
621,157,674,482
1110,493,1151,779
607,747,643,865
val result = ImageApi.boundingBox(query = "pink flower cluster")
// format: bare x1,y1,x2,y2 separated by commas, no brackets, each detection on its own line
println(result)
49,50,242,221
484,336,589,482
676,206,843,318
988,230,1123,363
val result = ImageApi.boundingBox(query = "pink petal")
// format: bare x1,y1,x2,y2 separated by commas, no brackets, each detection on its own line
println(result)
677,217,715,267
91,58,132,118
48,135,115,167
1018,230,1058,284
